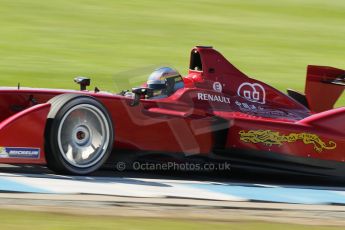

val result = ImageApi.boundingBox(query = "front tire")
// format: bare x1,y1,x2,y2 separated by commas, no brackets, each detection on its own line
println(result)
45,94,114,175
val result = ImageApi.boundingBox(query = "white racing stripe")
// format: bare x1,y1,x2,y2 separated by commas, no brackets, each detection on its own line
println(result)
0,173,245,201
1,172,345,204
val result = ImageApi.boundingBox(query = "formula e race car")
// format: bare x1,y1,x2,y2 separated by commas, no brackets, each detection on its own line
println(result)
0,46,345,178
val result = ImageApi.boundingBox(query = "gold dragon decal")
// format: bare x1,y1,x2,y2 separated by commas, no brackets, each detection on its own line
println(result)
239,130,337,153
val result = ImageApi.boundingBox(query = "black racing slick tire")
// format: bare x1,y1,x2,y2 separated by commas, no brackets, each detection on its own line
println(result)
45,94,114,175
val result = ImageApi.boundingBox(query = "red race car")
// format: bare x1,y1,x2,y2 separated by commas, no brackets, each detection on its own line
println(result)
0,46,344,178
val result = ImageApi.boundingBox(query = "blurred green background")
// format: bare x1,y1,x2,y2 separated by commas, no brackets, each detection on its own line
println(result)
1,0,345,94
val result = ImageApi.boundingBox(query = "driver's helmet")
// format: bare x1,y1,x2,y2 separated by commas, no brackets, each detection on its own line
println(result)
146,67,184,98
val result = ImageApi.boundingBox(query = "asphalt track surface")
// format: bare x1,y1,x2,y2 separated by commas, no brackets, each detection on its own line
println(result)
0,164,345,226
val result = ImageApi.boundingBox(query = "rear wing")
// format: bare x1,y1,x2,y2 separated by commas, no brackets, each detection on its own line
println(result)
305,65,345,112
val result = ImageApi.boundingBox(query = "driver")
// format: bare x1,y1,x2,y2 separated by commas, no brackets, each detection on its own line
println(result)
146,67,184,98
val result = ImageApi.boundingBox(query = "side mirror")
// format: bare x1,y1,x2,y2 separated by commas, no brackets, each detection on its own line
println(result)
130,87,153,106
74,77,90,91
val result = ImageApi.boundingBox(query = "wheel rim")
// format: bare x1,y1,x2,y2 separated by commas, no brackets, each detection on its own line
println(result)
57,104,110,168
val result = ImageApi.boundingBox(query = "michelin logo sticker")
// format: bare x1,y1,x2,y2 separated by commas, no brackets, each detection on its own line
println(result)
237,82,266,104
0,147,40,159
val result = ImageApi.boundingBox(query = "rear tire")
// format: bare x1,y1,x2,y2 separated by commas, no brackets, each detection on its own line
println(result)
45,94,114,175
